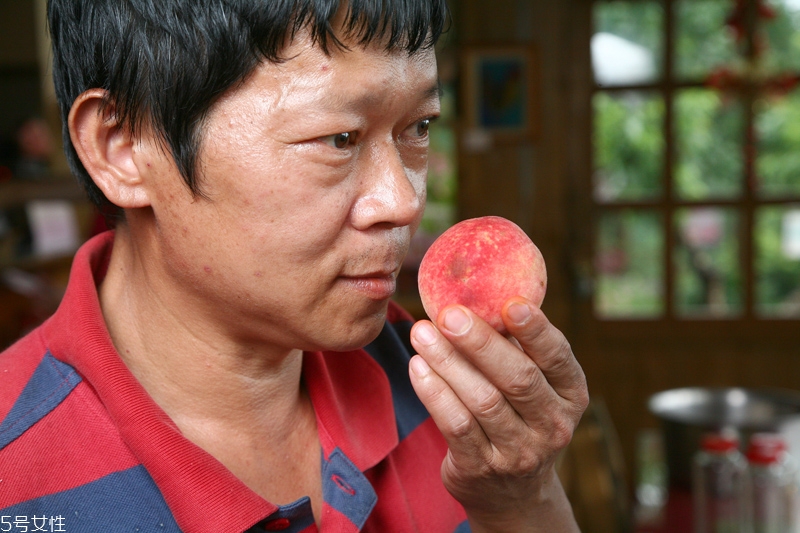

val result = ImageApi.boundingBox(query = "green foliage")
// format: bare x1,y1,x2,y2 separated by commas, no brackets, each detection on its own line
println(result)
755,207,800,316
594,92,664,201
764,1,800,73
595,210,664,317
675,0,738,81
675,89,744,200
673,208,744,317
422,83,457,236
757,90,800,197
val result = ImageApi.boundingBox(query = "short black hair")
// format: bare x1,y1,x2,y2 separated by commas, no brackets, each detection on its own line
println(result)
48,0,449,220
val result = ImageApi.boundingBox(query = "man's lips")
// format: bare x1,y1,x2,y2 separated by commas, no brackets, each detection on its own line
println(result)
339,270,399,300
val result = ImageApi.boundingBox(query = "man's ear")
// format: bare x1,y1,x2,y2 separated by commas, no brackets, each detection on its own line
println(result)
68,89,151,209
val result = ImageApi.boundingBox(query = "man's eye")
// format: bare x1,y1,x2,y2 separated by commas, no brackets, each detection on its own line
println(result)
415,119,431,138
322,132,353,149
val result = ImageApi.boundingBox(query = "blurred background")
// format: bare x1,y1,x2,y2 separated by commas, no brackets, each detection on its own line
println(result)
2,0,800,530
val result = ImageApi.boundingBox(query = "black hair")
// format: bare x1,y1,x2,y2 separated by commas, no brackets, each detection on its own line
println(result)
47,0,450,220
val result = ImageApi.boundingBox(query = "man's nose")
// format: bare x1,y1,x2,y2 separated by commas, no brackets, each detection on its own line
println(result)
350,139,426,230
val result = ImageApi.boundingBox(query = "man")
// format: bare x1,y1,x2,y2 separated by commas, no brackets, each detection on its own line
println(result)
0,1,588,531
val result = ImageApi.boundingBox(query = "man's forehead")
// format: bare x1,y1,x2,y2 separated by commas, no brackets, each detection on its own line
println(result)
270,36,437,94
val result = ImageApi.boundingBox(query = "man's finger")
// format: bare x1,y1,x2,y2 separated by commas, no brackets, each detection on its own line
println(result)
407,352,491,460
416,306,561,438
502,298,589,411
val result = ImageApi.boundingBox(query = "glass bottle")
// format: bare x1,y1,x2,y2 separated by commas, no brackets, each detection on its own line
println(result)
693,431,749,533
746,433,799,533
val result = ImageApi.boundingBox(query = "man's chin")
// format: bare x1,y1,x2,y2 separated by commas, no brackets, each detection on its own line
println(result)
315,303,390,353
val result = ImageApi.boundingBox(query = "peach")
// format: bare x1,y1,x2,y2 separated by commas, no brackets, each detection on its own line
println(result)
417,216,546,334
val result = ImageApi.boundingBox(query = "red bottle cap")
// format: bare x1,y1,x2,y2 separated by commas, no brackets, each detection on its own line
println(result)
746,433,787,465
701,432,739,453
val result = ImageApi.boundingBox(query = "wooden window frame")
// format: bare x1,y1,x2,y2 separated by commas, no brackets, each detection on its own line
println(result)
587,0,800,344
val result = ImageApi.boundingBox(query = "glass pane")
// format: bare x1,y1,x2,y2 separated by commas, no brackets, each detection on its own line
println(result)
755,87,800,198
592,1,663,86
674,207,743,318
755,205,800,318
675,0,739,82
595,209,664,319
594,91,665,202
763,0,800,75
674,89,745,200
423,84,457,235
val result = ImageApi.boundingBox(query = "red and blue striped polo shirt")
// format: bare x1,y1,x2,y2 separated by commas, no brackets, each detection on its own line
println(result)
0,232,470,532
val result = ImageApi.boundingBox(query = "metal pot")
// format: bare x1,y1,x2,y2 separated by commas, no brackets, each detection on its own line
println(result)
648,387,800,489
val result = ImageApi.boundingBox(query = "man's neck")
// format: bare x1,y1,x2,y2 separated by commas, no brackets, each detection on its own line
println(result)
97,228,325,515
98,226,307,439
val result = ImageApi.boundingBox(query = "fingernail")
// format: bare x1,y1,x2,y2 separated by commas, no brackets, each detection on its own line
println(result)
507,302,532,325
443,307,471,335
410,356,430,378
413,322,438,346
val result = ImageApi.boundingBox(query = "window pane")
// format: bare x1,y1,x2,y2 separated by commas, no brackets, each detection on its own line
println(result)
594,92,664,202
595,209,664,318
756,88,800,198
593,1,663,86
674,89,745,200
674,208,743,318
675,0,739,82
763,0,800,75
423,97,457,235
755,205,800,317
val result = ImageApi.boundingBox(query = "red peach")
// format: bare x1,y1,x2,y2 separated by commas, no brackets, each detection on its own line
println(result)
417,216,547,334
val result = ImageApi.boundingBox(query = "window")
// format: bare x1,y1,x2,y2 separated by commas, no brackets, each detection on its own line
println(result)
591,0,800,325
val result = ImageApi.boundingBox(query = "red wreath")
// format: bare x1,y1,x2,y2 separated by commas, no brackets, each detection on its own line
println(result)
725,0,777,56
706,0,798,96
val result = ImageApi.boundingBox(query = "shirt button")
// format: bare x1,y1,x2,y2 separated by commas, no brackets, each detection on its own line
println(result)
263,518,291,531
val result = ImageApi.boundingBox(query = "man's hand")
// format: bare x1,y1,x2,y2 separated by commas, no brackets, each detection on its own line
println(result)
408,296,589,532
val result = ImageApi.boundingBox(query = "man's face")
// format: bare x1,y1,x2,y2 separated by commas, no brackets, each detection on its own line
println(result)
135,33,440,352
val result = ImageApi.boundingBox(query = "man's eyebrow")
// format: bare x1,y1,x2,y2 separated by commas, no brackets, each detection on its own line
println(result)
327,79,442,111
424,79,443,100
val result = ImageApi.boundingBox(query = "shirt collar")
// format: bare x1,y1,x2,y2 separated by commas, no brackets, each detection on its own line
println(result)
304,350,398,471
